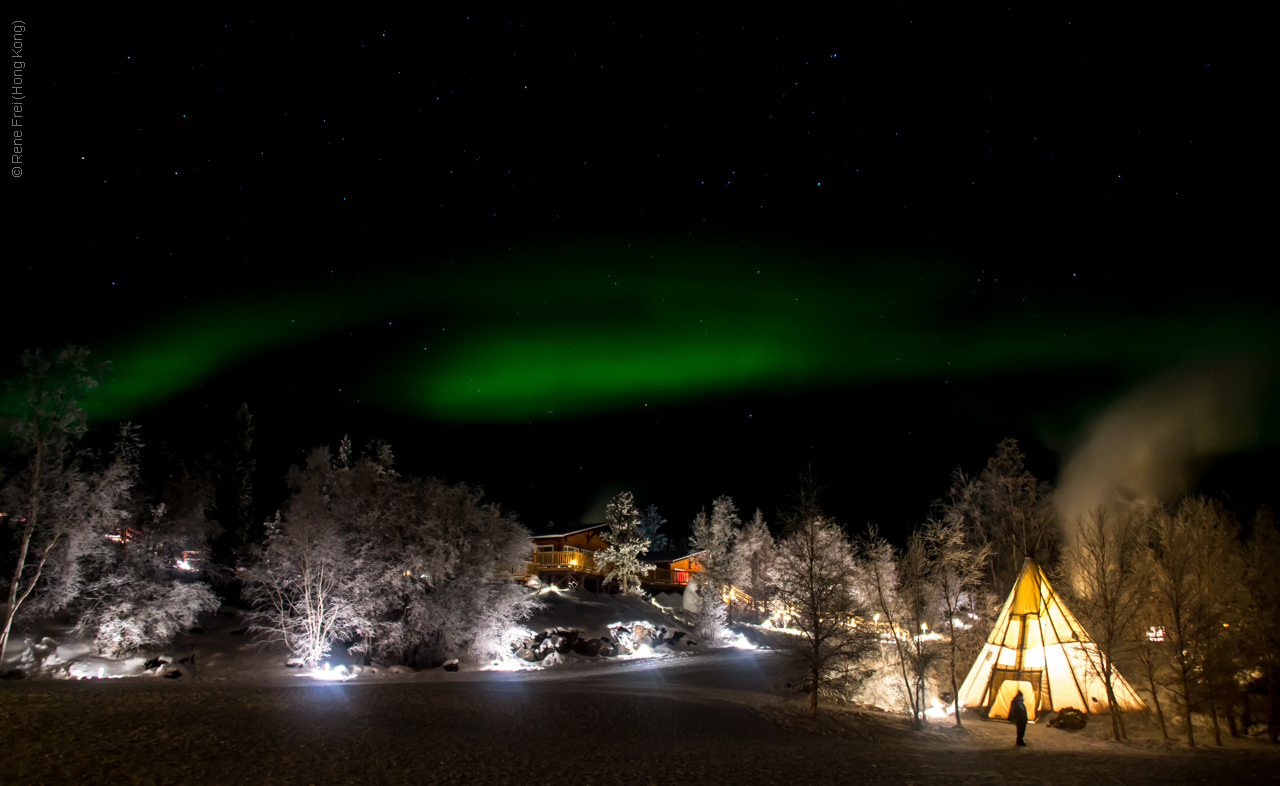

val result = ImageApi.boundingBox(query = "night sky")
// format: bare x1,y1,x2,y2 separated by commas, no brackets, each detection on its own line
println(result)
9,10,1276,540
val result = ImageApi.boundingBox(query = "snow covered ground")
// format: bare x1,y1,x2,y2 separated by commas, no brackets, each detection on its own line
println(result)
2,589,1276,785
0,587,747,682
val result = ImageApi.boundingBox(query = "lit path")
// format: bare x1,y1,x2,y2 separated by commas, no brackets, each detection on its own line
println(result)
2,650,1275,786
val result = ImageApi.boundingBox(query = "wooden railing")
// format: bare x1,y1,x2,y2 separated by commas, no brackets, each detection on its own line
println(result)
495,561,535,580
532,550,600,572
497,550,706,588
646,568,689,586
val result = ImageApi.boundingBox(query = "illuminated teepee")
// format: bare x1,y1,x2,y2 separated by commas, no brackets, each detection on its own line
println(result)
956,558,1145,719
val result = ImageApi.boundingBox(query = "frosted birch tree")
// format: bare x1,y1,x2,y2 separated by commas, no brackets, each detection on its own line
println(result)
1127,577,1172,740
1,347,124,663
899,529,943,726
242,448,364,666
922,515,991,727
771,478,875,719
1059,504,1148,740
859,527,928,729
1148,496,1242,747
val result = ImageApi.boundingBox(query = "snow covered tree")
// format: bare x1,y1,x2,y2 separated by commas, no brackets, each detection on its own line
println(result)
599,492,653,596
66,425,220,658
730,508,775,619
704,496,740,583
690,495,739,628
637,503,671,552
1181,500,1246,747
1,346,130,663
242,448,365,666
859,527,929,729
686,501,737,642
353,472,536,666
771,479,875,719
1128,571,1173,740
366,438,399,479
1058,503,1149,741
1147,496,1244,747
1242,506,1280,743
335,433,353,470
938,440,1057,597
244,439,537,669
898,528,944,728
921,515,991,727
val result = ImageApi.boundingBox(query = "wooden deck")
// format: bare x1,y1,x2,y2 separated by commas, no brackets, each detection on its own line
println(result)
497,549,691,587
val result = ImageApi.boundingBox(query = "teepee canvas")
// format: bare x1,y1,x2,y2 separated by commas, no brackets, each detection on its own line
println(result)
956,558,1145,719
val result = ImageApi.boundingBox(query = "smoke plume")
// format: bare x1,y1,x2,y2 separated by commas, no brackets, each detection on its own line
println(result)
1055,358,1273,538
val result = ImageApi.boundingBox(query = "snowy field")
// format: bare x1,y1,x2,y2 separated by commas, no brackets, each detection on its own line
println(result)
2,589,1276,785
4,648,1278,786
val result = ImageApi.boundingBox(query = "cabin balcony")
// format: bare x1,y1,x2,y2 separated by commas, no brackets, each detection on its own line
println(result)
496,548,692,587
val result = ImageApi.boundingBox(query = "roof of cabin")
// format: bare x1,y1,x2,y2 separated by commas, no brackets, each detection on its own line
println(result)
642,549,707,563
533,523,608,539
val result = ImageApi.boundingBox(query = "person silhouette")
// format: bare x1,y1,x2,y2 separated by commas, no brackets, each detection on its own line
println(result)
1010,690,1029,746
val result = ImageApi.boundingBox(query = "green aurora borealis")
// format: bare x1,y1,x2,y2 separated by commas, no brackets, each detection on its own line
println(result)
19,240,1277,426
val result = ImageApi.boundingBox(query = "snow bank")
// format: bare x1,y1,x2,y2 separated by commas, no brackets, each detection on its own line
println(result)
3,588,753,682
488,586,746,670
526,587,698,639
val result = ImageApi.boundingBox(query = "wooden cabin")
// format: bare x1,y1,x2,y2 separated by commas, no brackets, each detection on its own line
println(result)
640,550,705,589
505,523,705,593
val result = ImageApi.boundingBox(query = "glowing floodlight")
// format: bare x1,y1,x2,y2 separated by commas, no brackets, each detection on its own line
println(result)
924,696,955,718
305,661,355,682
